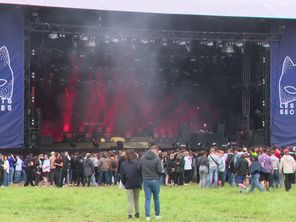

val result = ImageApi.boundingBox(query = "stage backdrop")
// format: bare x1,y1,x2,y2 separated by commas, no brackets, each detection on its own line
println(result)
271,27,296,146
0,9,24,148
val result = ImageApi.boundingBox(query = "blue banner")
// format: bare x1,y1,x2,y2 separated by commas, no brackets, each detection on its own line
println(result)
271,27,296,146
0,9,24,148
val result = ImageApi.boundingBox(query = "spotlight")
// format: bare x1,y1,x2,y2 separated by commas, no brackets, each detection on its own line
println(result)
206,41,214,47
222,44,234,54
235,41,244,47
48,33,58,39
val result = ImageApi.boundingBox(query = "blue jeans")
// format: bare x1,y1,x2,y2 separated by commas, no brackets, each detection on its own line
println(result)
98,171,110,185
14,170,22,183
21,169,26,182
9,167,14,183
143,179,160,217
3,171,9,186
270,169,280,188
250,174,264,192
209,168,218,187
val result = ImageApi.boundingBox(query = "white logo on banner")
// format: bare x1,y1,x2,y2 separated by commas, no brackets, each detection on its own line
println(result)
279,56,296,116
0,46,14,112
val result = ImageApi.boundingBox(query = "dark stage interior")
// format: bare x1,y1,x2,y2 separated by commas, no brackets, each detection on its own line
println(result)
24,6,288,150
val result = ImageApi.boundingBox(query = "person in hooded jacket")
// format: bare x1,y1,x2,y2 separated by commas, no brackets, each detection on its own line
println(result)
279,149,296,192
249,156,264,192
139,145,163,222
120,149,142,219
83,153,95,187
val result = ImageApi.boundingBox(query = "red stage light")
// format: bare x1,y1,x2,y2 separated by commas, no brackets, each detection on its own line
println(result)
63,124,69,132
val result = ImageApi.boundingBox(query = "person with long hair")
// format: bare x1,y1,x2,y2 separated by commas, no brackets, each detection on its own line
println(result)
120,150,142,219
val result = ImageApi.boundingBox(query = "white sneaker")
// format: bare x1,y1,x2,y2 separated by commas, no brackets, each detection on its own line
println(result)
156,216,161,220
146,217,151,221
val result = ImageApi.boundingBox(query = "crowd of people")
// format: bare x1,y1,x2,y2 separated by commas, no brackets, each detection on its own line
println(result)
0,146,296,220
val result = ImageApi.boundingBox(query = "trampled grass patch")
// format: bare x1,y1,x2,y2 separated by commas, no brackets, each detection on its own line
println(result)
0,185,295,222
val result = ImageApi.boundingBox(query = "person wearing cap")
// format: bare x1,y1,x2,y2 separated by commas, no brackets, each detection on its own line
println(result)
139,145,163,222
279,149,296,192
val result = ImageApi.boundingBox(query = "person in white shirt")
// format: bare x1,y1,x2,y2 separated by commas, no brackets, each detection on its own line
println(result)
3,155,10,187
15,155,23,183
208,148,219,187
42,154,51,187
279,149,296,192
218,150,226,186
183,151,192,185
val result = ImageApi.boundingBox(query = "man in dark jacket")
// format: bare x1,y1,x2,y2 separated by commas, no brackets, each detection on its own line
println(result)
139,145,163,222
120,150,142,219
234,154,249,193
83,153,95,187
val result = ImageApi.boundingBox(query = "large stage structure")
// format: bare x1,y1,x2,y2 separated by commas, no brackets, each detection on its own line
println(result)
0,2,296,151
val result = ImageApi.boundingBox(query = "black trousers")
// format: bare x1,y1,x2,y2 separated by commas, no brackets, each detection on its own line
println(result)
83,175,92,187
184,170,192,184
284,173,294,191
218,171,225,186
24,168,35,186
0,170,3,186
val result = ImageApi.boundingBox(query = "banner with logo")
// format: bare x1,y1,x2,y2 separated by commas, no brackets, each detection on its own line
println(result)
0,9,24,148
271,27,296,146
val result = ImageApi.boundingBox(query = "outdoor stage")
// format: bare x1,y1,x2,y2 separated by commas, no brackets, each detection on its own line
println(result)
0,1,296,151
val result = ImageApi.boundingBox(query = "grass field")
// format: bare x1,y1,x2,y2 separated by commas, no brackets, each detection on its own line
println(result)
0,184,295,222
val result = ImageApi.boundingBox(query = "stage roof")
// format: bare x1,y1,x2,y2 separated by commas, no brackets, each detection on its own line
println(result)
1,0,296,19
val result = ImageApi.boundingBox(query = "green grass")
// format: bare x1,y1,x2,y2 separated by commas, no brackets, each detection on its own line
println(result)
0,184,295,222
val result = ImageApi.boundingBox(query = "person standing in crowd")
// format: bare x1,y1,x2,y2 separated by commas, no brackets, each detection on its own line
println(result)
270,150,280,188
139,145,163,222
49,151,56,186
0,154,4,186
42,154,50,187
249,156,264,192
208,148,219,188
54,152,63,187
120,150,142,219
8,153,15,184
35,154,43,186
258,148,272,191
83,153,95,187
90,153,99,186
62,151,71,186
74,154,84,186
279,149,296,192
218,150,226,186
174,152,184,186
14,155,23,184
234,154,249,193
197,151,209,189
3,155,10,187
225,149,235,186
158,153,166,186
165,153,176,186
98,152,111,186
183,151,192,185
110,154,118,185
24,154,35,187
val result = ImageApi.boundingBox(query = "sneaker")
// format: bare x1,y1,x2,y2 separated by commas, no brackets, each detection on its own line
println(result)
156,216,161,220
146,217,151,221
134,213,139,218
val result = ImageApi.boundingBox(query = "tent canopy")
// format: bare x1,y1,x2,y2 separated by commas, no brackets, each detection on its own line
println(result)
1,0,296,19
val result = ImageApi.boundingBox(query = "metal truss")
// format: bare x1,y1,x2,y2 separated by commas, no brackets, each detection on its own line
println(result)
30,22,282,42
